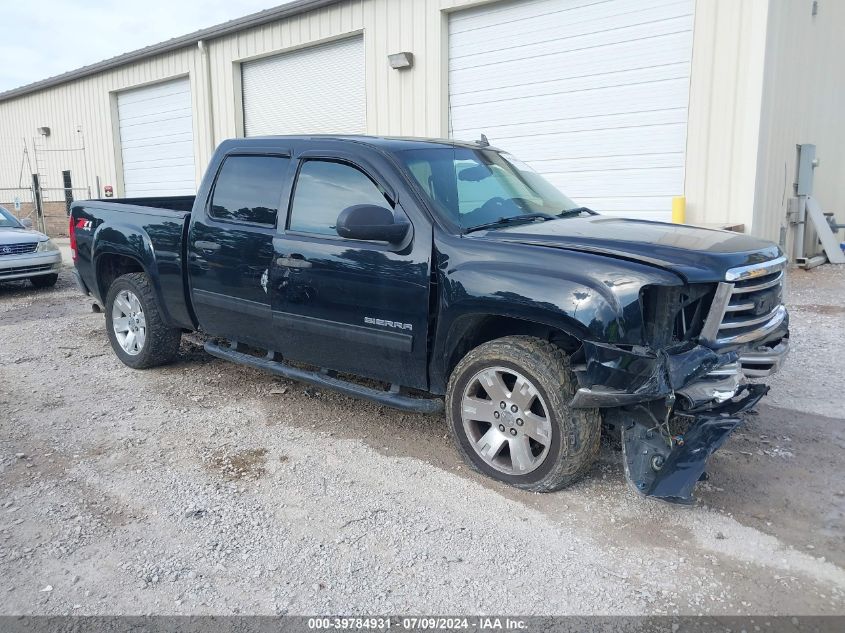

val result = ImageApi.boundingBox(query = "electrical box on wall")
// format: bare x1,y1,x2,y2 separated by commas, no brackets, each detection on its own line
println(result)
795,143,817,196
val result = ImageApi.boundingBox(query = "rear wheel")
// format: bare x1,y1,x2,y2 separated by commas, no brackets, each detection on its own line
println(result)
446,336,601,492
30,273,58,288
104,272,181,369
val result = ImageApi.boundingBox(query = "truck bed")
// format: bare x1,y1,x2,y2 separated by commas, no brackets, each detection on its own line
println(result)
70,196,196,330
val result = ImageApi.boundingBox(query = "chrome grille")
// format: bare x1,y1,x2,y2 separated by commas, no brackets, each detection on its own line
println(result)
0,242,38,256
700,256,788,376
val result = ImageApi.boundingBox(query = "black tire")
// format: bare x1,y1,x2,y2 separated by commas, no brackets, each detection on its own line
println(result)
104,272,181,369
446,335,601,492
30,273,58,288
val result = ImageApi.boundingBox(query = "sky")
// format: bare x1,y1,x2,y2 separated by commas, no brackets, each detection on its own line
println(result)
0,0,294,93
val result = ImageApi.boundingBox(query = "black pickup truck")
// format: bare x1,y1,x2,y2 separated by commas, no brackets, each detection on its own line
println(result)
70,136,789,503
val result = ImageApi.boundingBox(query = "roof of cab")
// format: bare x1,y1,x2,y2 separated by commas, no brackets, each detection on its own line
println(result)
220,135,496,153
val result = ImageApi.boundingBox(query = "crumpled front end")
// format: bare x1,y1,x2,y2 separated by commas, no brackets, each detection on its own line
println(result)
570,340,745,410
612,384,768,504
569,256,790,504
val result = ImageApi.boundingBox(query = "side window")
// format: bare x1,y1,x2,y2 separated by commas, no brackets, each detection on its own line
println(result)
210,155,289,226
289,160,390,236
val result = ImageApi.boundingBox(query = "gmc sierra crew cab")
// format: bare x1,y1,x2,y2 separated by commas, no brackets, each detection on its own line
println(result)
70,136,789,503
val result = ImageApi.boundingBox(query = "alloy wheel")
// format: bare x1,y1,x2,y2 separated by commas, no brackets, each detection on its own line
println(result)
112,289,146,356
460,366,553,475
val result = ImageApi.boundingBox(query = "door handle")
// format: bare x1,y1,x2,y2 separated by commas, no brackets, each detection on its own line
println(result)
194,240,221,252
276,255,312,269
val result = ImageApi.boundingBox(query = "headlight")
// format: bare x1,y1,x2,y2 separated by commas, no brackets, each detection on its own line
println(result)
36,239,59,252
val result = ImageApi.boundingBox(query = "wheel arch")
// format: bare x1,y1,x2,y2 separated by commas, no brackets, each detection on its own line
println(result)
95,250,177,327
430,311,587,394
96,252,146,300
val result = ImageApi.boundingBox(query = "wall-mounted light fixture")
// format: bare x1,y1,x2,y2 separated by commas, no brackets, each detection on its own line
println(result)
37,126,51,137
388,52,414,70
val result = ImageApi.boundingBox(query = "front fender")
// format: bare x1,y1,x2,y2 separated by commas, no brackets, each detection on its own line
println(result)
431,236,684,389
437,243,683,341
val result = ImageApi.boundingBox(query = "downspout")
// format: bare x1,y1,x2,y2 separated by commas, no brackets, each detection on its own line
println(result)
197,40,216,160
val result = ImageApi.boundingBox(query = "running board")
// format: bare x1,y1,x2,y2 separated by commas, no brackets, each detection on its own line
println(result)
203,340,444,414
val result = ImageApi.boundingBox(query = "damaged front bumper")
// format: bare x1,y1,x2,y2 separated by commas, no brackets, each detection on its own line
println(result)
615,384,768,504
569,336,788,504
570,340,749,409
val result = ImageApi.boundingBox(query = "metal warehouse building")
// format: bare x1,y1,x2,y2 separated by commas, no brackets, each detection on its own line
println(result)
1,0,842,257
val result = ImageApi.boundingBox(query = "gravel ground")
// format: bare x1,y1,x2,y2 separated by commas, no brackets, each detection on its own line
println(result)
0,260,843,616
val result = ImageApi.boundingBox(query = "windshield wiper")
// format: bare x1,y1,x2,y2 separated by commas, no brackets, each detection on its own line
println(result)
463,213,554,234
557,206,596,218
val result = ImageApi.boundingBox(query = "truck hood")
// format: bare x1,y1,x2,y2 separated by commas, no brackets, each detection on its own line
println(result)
0,227,48,244
471,215,782,282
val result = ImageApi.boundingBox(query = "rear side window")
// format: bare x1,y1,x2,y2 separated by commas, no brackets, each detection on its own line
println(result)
210,155,289,226
288,160,390,236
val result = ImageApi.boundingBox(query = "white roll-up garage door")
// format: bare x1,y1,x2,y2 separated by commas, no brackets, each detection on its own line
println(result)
117,77,196,197
449,0,694,221
242,36,366,137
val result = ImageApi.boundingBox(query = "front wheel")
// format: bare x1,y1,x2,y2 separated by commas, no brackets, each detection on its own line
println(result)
446,336,601,492
104,272,181,369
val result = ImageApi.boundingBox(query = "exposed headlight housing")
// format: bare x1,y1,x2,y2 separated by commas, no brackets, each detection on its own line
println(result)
640,283,716,347
36,239,59,253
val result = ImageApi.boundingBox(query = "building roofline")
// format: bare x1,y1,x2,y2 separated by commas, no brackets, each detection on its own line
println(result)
0,0,343,103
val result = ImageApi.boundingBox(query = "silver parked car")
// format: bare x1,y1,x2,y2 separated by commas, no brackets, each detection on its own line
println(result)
0,205,62,287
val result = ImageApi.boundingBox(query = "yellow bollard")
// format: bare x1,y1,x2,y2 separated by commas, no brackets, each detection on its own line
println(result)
672,196,686,224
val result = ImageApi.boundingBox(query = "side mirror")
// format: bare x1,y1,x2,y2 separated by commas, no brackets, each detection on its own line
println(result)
336,204,410,244
20,218,33,229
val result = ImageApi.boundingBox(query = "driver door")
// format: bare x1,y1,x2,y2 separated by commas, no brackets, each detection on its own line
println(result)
269,157,431,390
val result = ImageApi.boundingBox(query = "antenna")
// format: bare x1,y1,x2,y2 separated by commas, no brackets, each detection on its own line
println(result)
477,134,490,147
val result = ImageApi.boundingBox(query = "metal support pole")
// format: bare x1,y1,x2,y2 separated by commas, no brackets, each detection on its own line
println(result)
31,173,45,234
793,196,807,262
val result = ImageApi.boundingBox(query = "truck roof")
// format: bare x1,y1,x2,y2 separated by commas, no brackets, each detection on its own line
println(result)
221,135,498,153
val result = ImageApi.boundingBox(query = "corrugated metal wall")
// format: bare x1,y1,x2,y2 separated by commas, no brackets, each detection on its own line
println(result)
753,0,845,247
0,0,841,243
0,0,464,197
683,0,770,233
681,0,845,244
206,0,459,140
0,47,206,198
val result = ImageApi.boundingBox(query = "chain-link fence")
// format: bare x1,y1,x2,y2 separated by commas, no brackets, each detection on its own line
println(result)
1,136,92,237
0,186,37,225
0,184,90,236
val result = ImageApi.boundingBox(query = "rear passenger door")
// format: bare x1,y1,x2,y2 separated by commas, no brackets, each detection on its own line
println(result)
188,153,292,347
270,154,432,390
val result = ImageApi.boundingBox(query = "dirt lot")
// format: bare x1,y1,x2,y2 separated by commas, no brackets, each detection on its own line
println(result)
1,261,844,616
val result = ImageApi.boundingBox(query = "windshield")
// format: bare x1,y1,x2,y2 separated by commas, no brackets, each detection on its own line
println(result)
0,206,23,228
397,147,580,232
